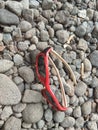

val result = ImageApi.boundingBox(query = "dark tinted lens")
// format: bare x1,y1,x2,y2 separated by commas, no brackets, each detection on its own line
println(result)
38,55,46,77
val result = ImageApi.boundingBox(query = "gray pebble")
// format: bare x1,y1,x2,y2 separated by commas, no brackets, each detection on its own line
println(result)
22,89,42,103
29,0,39,8
42,0,53,10
75,25,86,37
87,8,94,20
6,1,23,16
78,9,86,19
17,83,25,93
13,54,23,66
0,74,21,105
90,50,98,67
44,109,53,122
0,59,13,73
73,106,81,118
75,117,84,128
22,103,43,123
53,24,63,31
75,81,87,96
53,111,65,123
19,66,34,83
87,121,97,130
77,38,88,52
37,120,45,129
0,120,4,128
94,87,98,99
60,116,75,128
56,30,69,44
13,103,26,113
4,116,21,130
40,30,49,41
36,42,48,50
3,33,12,45
83,58,92,72
91,77,98,88
81,101,91,116
13,76,23,85
25,28,36,39
18,40,30,51
22,122,32,129
0,9,19,25
19,20,32,32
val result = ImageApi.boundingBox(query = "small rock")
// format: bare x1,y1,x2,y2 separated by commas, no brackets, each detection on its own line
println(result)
13,76,23,85
43,10,53,19
22,103,43,123
25,28,36,39
87,8,94,20
83,58,92,72
89,50,98,67
60,116,75,128
0,33,3,42
19,20,32,32
77,38,88,52
22,9,34,23
29,0,39,8
0,120,4,128
75,81,87,96
12,27,22,41
36,42,48,50
21,0,29,9
1,106,13,121
13,103,26,113
48,27,54,38
75,25,86,37
56,30,69,43
91,76,98,88
40,30,49,41
37,21,45,31
81,101,91,116
31,36,38,44
6,1,23,16
94,87,98,99
87,121,97,130
31,83,43,91
18,40,30,51
78,9,87,19
53,111,65,123
22,90,42,103
3,33,12,45
44,109,53,122
13,54,23,66
4,116,21,130
19,66,34,83
73,106,81,118
75,117,84,128
0,59,13,73
42,0,53,10
53,24,63,31
0,74,21,105
0,9,19,25
22,122,32,129
55,10,69,24
37,120,45,129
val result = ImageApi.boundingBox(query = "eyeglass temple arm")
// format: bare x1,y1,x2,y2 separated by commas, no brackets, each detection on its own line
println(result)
50,50,77,85
49,56,67,107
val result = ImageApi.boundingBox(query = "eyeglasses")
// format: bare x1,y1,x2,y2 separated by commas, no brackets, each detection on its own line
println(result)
36,47,77,111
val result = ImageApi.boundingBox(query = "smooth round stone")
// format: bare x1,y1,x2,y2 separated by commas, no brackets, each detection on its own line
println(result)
0,59,13,73
0,74,21,105
90,50,98,67
37,120,45,129
75,25,86,37
18,41,30,51
40,30,49,41
81,101,91,116
44,109,53,122
73,106,81,118
22,103,43,123
13,103,26,113
75,117,84,128
13,54,23,66
53,111,65,123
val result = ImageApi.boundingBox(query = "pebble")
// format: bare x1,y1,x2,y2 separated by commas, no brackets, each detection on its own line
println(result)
6,1,23,16
18,40,30,51
60,116,75,128
22,122,32,129
0,120,4,128
4,116,21,130
73,106,81,118
1,106,13,121
75,25,86,37
21,0,29,9
19,66,34,83
91,77,98,88
42,0,53,10
22,89,42,103
36,42,48,50
53,24,63,31
25,28,36,39
3,33,12,45
56,30,69,43
13,103,26,113
94,87,98,99
37,120,45,129
0,74,21,105
53,111,65,123
22,103,43,123
40,30,49,41
81,101,91,116
13,54,24,66
0,9,19,25
44,109,53,122
0,59,13,73
0,33,3,42
89,50,98,67
13,76,23,85
78,9,87,19
87,121,97,130
83,58,92,72
75,117,84,128
77,38,88,52
19,20,32,32
29,0,39,8
75,81,87,96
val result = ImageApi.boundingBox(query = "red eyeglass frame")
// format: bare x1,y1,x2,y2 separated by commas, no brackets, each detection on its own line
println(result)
36,47,67,111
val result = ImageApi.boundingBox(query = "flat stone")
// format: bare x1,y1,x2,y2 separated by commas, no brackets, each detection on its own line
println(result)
0,9,19,25
19,66,34,83
89,50,98,67
4,116,21,130
56,30,69,43
0,74,21,105
6,1,23,16
22,103,43,123
0,59,13,73
22,90,42,103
